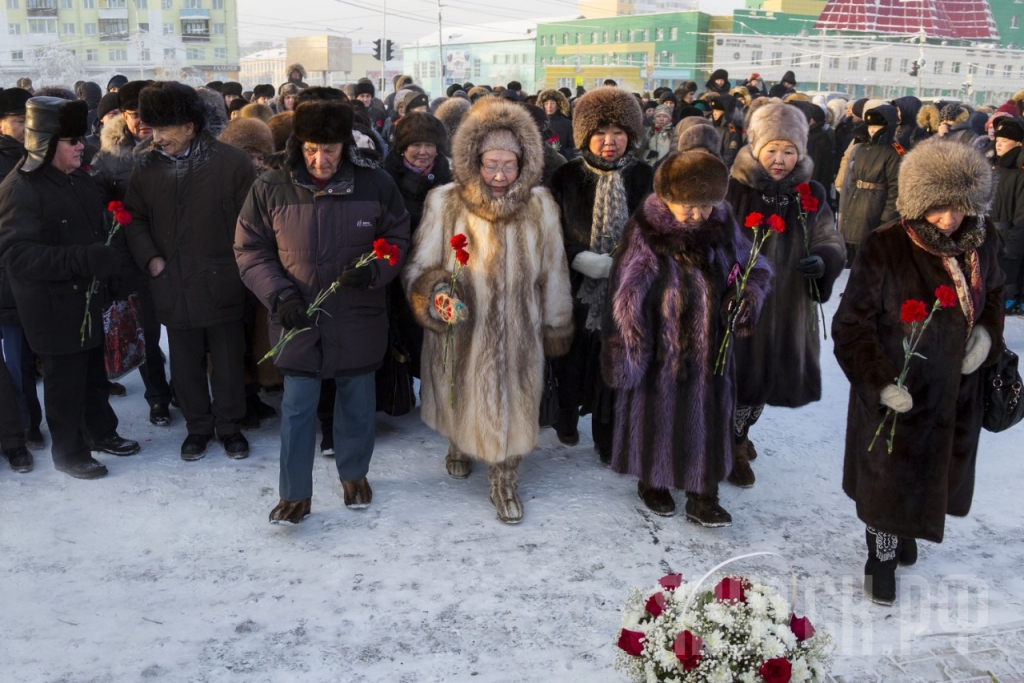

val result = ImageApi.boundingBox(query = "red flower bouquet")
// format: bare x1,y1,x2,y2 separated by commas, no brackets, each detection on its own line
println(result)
81,201,133,345
437,233,470,408
795,183,827,338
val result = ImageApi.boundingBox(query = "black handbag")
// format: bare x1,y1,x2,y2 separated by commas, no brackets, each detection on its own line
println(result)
375,330,414,417
982,347,1024,433
538,359,560,427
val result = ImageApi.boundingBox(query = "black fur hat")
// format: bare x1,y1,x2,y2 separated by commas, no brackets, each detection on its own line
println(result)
23,96,88,172
292,99,354,145
654,150,728,206
139,81,204,130
117,80,152,112
355,81,375,97
0,88,31,117
297,86,347,105
994,117,1024,142
394,110,448,154
253,84,275,100
222,81,243,97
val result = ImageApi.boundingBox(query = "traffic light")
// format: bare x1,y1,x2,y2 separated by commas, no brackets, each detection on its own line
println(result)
372,39,382,62
385,39,395,62
909,60,919,76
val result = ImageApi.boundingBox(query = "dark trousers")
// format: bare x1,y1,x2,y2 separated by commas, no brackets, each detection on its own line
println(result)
0,337,24,450
0,325,42,432
167,320,245,437
40,347,118,468
133,280,171,406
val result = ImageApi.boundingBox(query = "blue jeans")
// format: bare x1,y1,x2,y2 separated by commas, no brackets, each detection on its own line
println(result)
279,373,376,501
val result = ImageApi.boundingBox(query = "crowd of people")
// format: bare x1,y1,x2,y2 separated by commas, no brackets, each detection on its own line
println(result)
0,65,1018,606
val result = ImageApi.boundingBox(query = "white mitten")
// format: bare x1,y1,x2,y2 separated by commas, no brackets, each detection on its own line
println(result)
571,250,614,279
879,384,913,414
961,326,991,375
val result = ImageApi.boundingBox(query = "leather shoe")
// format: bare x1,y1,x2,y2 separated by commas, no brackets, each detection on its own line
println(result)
220,432,250,459
181,433,211,461
556,429,579,446
108,381,126,397
25,427,45,449
638,482,676,516
90,433,140,456
57,457,109,479
149,404,171,427
341,477,372,508
3,445,34,473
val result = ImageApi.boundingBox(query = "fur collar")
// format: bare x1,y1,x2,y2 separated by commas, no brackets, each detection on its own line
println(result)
636,194,730,256
905,216,986,256
99,116,138,158
730,145,812,194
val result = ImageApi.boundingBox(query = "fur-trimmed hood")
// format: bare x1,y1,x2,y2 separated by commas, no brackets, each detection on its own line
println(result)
285,63,307,81
538,88,570,117
730,143,813,194
571,86,644,149
917,104,940,133
451,97,543,222
99,115,138,159
434,96,471,139
895,137,993,220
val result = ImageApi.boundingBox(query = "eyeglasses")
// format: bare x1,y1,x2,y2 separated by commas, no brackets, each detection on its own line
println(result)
123,111,141,120
58,136,85,145
482,164,518,177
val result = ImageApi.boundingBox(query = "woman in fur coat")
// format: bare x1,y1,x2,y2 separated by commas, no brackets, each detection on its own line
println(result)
602,150,771,525
403,98,574,524
832,139,1005,605
548,87,654,464
725,101,847,487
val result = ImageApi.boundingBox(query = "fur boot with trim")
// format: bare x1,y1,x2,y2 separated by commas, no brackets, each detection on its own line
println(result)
488,456,523,524
269,497,311,524
445,442,473,479
864,527,899,604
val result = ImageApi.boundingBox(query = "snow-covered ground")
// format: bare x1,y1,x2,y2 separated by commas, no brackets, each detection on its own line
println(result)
2,271,1023,683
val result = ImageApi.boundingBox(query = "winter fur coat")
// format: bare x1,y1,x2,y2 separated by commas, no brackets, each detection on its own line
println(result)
601,196,771,493
726,147,846,408
833,216,1004,542
404,99,574,465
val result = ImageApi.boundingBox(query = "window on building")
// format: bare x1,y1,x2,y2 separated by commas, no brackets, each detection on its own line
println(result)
213,0,223,7
574,32,581,44
60,0,72,8
591,31,597,43
602,31,608,42
865,57,876,71
750,50,762,65
828,56,839,69
883,57,892,72
186,47,204,60
669,53,676,65
656,27,664,40
137,0,147,7
28,19,58,34
108,48,127,60
933,61,943,74
12,50,24,61
642,29,649,41
562,32,568,44
504,53,510,64
968,63,977,74
614,29,621,41
86,49,98,61
791,54,801,67
589,55,595,65
539,35,545,47
213,22,224,34
771,51,782,66
539,56,545,66
141,48,150,61
951,61,961,73
809,54,820,69
138,22,148,32
670,27,678,40
5,0,18,7
163,22,174,34
848,57,858,70
8,23,20,35
104,0,127,7
82,0,93,6
184,0,201,7
164,48,176,58
1012,15,1020,29
512,53,518,64
492,54,497,64
987,63,996,75
161,0,172,8
62,22,75,34
99,18,129,38
214,47,226,60
84,22,97,34
472,58,480,78
899,58,908,72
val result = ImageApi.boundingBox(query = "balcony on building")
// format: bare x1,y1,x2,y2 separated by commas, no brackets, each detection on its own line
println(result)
27,0,58,17
181,9,210,43
99,17,129,41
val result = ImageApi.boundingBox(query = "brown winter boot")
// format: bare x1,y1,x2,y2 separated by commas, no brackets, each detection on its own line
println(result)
737,435,757,461
269,497,311,524
341,478,373,509
727,442,756,488
445,442,473,479
684,492,733,528
488,456,523,524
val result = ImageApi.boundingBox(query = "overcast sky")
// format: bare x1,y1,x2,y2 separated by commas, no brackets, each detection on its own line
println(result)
236,0,748,48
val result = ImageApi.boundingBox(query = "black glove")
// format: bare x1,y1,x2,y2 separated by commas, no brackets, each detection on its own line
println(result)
276,295,309,331
339,262,373,290
85,244,122,279
797,255,825,279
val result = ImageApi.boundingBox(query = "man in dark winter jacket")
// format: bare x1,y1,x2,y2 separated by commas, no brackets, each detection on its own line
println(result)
354,80,387,134
0,88,30,179
767,71,797,99
0,96,141,479
708,93,742,167
89,80,173,426
705,69,731,95
937,103,977,145
235,99,410,524
991,117,1024,311
124,82,256,461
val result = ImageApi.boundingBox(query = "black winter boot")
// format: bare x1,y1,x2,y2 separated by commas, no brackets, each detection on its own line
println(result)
898,537,918,567
864,527,898,605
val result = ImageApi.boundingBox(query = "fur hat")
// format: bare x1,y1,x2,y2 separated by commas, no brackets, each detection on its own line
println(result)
435,97,471,139
466,86,492,103
222,81,243,98
729,86,751,106
292,100,353,145
896,138,993,220
863,107,890,127
23,96,88,172
940,102,971,124
406,93,429,112
395,111,448,154
0,88,32,117
297,87,347,105
355,81,375,98
253,84,275,100
675,117,722,159
782,92,811,103
228,98,247,116
746,101,808,158
205,81,224,93
655,148,729,204
219,117,274,157
994,117,1024,143
117,80,151,112
571,86,644,149
267,111,293,152
139,81,204,130
240,102,273,122
537,89,570,117
917,104,940,133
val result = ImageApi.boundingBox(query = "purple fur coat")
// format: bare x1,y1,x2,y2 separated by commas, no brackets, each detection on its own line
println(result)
601,196,772,493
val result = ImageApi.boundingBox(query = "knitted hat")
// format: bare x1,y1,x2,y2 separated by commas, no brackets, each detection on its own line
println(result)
746,101,808,158
654,104,673,120
106,74,128,92
571,86,644,148
96,92,120,120
394,111,449,154
896,138,993,220
479,129,521,157
940,102,970,124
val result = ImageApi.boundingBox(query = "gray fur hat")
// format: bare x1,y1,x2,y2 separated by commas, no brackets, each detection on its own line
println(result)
571,86,644,149
746,100,808,158
896,138,993,220
675,116,722,160
435,97,471,139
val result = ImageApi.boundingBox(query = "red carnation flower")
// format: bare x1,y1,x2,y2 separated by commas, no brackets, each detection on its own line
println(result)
450,233,468,250
387,244,400,266
899,299,928,324
645,592,666,618
935,285,957,309
789,614,816,642
658,573,683,590
714,576,746,603
760,657,793,683
455,247,469,266
767,214,786,234
795,182,812,198
800,194,819,212
113,210,132,226
616,629,645,657
373,238,390,260
744,212,764,229
673,630,703,671
107,200,124,213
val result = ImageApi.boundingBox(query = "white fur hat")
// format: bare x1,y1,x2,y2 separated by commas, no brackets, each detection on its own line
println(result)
746,101,808,159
